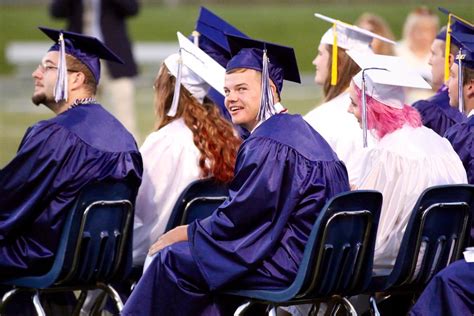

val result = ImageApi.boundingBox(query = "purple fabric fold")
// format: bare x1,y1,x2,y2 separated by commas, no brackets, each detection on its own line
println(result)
0,104,142,278
122,114,350,315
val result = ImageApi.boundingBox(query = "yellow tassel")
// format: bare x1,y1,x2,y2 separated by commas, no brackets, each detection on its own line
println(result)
444,14,452,83
331,23,338,86
443,14,473,83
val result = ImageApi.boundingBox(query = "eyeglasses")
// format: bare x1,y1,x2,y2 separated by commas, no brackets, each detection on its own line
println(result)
36,64,80,73
37,64,58,73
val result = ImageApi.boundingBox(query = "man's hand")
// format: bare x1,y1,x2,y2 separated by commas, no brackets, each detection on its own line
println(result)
148,225,189,256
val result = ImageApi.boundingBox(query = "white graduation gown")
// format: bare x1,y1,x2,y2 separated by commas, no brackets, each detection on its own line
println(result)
355,125,467,275
132,118,201,265
304,92,375,185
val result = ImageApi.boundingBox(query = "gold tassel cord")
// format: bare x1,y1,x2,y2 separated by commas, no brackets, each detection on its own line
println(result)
331,22,338,86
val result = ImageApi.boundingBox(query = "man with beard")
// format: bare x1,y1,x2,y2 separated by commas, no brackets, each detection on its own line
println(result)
0,27,142,279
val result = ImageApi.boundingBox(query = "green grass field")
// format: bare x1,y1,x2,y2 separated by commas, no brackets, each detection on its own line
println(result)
1,3,473,73
0,2,473,166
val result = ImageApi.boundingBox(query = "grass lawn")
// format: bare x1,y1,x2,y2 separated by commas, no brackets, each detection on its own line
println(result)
0,2,473,166
1,2,473,73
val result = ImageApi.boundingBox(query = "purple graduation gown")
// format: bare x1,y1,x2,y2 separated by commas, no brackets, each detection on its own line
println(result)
122,114,350,315
409,260,474,316
444,115,474,243
0,104,143,279
444,115,474,184
412,85,465,136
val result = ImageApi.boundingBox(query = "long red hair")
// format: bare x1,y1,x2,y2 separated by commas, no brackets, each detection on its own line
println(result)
153,64,241,183
354,83,422,139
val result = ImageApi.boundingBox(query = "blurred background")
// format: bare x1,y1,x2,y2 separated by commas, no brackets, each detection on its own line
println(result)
0,0,473,166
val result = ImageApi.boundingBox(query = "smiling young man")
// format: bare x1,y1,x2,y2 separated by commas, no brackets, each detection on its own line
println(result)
122,36,350,316
0,27,142,280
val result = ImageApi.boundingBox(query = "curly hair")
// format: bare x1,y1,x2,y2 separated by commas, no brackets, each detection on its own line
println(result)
153,64,241,183
353,83,422,139
323,45,361,102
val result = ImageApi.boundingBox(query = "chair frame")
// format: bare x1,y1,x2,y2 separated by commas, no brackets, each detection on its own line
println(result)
0,182,135,316
224,190,383,316
165,178,229,232
179,196,228,226
368,184,474,316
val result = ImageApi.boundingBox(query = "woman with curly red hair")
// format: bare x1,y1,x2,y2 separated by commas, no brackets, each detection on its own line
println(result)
132,50,241,266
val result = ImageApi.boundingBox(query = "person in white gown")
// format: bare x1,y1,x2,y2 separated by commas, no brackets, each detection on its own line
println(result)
132,34,241,266
304,13,395,184
347,52,467,275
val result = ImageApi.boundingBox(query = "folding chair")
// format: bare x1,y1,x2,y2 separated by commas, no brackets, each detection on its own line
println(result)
165,178,229,232
0,180,136,316
128,178,229,291
368,184,474,315
223,190,383,316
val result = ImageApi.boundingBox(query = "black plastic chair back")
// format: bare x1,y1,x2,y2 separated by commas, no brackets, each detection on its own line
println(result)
59,180,134,285
165,178,229,232
224,190,383,305
297,190,383,298
1,180,135,289
385,184,474,291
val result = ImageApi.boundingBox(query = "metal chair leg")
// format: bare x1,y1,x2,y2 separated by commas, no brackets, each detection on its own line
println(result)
97,283,124,312
369,296,380,316
330,302,342,316
340,297,357,316
32,290,46,316
234,301,252,316
268,305,277,316
72,290,88,316
0,288,20,313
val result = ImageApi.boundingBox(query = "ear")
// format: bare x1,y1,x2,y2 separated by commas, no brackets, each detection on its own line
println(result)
69,72,86,91
448,54,455,67
465,78,474,99
269,80,280,102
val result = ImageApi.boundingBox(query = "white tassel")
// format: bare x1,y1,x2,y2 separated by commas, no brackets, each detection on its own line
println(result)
167,50,183,117
361,70,368,148
457,49,465,114
257,49,276,123
54,33,68,102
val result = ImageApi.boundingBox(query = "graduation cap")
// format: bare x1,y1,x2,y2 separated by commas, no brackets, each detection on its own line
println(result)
164,32,226,117
314,13,396,86
192,7,248,67
347,50,431,147
39,26,123,102
438,8,474,82
226,34,300,123
450,31,474,113
435,27,447,41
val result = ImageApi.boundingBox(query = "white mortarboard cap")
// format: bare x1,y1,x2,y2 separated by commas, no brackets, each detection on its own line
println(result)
177,32,225,95
316,13,395,51
315,13,396,86
164,53,208,104
348,50,431,109
164,32,226,116
347,50,431,148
